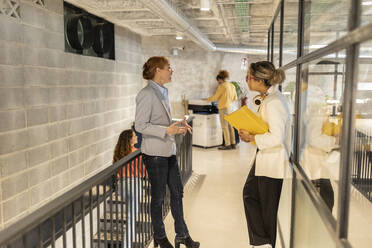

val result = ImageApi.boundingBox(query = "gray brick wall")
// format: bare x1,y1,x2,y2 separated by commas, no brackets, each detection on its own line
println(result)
0,0,142,228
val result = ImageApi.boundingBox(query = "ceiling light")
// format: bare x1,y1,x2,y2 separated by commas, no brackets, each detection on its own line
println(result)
200,0,210,11
358,83,372,91
362,1,372,5
176,35,183,40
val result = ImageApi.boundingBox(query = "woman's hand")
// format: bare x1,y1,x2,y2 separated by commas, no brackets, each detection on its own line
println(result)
182,117,193,135
166,122,187,135
239,129,255,143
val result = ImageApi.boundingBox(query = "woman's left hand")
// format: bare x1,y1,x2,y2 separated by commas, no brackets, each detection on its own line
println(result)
239,129,255,143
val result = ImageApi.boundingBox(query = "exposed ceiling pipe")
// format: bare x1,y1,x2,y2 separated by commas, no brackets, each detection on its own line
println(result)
138,0,266,55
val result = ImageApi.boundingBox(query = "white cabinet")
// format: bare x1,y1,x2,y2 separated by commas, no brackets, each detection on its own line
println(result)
191,113,222,148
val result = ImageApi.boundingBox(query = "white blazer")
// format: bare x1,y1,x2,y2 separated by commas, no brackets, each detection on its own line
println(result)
253,86,292,179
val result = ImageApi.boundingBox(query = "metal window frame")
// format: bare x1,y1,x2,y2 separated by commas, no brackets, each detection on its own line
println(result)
266,0,364,247
337,0,361,240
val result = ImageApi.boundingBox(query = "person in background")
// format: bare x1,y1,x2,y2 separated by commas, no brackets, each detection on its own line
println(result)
205,70,237,150
135,56,199,248
239,61,291,248
113,128,145,247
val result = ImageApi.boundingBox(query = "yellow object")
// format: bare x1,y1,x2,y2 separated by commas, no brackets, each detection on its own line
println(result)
206,82,237,109
322,122,340,136
224,106,269,144
322,113,363,136
322,114,342,136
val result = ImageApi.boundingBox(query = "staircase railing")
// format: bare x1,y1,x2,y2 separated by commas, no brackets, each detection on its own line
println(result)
0,118,194,248
352,129,372,202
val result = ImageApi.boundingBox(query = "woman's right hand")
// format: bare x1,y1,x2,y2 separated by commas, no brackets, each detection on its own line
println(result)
166,122,187,135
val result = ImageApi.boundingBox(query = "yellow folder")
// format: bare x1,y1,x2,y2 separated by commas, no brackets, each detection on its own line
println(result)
224,106,269,144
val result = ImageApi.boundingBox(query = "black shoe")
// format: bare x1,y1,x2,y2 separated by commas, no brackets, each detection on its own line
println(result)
175,236,200,248
154,237,174,248
218,145,231,150
231,144,236,149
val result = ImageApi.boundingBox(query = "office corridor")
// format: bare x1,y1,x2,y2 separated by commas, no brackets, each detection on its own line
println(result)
163,143,258,247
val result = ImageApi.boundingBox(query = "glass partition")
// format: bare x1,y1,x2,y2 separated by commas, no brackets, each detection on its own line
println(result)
348,40,372,247
292,177,336,248
277,67,297,248
268,28,272,61
362,0,372,25
303,0,349,55
273,11,281,67
277,177,292,248
283,0,299,65
270,1,367,247
298,52,346,221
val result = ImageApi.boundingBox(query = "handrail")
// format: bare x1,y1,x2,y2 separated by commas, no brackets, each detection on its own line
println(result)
0,150,141,245
0,117,194,247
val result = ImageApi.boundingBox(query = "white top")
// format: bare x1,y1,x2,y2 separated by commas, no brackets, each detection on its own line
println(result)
253,86,292,179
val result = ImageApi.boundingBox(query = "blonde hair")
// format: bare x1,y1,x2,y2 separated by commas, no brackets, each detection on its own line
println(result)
249,61,285,87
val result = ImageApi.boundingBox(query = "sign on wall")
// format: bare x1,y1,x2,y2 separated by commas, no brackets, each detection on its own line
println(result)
64,2,115,60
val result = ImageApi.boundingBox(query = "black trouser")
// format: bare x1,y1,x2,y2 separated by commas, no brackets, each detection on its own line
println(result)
142,154,189,240
312,179,334,212
243,161,283,247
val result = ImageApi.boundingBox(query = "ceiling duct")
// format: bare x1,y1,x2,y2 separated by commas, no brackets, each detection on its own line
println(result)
138,0,266,55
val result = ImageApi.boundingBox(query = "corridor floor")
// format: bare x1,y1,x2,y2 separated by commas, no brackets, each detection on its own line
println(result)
163,142,257,247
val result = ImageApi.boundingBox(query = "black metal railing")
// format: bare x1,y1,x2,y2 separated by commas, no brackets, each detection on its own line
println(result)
0,119,193,248
352,129,372,202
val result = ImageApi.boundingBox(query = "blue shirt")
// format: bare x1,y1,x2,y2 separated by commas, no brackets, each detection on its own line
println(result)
149,80,176,155
150,80,170,112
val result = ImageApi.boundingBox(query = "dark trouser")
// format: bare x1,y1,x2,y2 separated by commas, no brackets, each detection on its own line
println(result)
142,154,189,240
243,161,283,247
312,179,334,212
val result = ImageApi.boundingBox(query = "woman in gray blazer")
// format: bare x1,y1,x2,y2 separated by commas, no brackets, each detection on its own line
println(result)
135,56,199,248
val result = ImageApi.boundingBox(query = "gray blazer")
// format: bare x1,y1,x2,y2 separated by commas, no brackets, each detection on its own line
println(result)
135,81,175,157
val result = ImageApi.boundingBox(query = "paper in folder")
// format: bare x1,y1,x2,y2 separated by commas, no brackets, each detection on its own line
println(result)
224,106,269,135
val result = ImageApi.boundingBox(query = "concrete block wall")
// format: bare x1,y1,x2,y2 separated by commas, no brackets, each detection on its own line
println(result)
141,36,265,117
0,0,143,228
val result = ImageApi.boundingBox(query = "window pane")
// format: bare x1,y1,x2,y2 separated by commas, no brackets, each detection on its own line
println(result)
273,11,281,67
292,177,337,248
298,51,346,222
268,28,272,61
282,67,297,115
362,0,372,25
277,67,297,248
283,0,298,65
348,40,372,247
303,0,349,55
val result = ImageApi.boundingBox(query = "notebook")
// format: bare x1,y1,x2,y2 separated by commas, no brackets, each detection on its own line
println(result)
224,106,269,135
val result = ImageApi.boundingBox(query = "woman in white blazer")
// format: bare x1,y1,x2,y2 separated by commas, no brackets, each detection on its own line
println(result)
239,61,291,248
